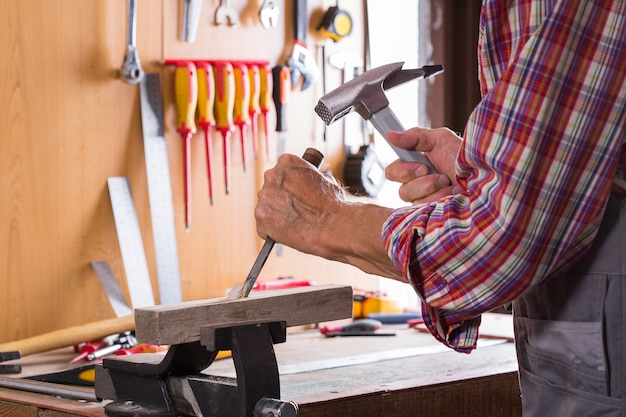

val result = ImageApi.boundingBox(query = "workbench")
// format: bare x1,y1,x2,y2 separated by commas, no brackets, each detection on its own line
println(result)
0,320,521,417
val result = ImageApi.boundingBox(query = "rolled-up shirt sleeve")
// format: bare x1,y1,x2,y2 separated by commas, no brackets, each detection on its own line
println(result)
382,0,626,352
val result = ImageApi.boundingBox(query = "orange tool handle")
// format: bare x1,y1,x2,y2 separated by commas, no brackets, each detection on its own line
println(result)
214,62,235,134
233,63,250,126
174,62,198,137
196,62,216,129
272,65,291,132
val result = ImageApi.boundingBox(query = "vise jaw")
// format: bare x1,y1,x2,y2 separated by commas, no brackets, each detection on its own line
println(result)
95,285,353,417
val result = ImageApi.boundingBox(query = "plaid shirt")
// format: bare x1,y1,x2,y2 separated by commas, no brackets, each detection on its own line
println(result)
382,0,626,352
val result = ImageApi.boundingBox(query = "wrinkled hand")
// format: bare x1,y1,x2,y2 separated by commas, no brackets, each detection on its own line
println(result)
255,153,346,256
255,153,403,280
385,127,462,204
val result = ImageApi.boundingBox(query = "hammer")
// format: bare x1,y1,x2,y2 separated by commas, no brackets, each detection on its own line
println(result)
315,62,443,172
0,315,134,374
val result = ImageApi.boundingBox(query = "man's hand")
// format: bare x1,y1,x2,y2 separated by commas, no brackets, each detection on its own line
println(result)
255,153,404,281
385,127,462,204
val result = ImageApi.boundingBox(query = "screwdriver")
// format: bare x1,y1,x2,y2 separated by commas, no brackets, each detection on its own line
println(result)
272,65,291,156
259,64,273,159
196,62,216,205
233,63,251,172
174,62,198,231
247,65,261,160
214,62,236,194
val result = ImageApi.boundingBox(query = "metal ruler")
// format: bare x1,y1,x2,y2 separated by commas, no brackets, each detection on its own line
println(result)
107,176,155,308
139,73,182,305
90,260,133,317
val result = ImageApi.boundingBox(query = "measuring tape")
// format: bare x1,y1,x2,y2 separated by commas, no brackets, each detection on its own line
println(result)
107,177,155,309
139,73,183,305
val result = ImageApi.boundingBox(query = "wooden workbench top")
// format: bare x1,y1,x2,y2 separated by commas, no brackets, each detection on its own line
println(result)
0,317,521,417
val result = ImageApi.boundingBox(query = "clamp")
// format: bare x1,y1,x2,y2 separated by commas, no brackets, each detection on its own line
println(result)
95,285,353,417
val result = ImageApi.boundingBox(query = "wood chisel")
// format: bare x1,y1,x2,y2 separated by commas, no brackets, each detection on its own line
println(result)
174,62,199,231
139,73,182,304
107,177,155,308
226,148,324,299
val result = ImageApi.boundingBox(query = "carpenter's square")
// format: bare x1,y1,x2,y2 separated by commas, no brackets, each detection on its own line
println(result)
91,261,133,317
140,73,183,304
107,177,155,308
226,148,324,299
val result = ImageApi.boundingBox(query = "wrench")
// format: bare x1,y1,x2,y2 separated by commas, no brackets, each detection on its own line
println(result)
259,0,280,29
287,0,319,90
215,0,239,26
120,0,144,84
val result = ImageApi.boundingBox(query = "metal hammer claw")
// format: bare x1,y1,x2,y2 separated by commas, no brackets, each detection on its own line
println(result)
315,62,443,172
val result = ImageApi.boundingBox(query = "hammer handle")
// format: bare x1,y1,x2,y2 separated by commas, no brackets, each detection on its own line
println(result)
0,315,135,358
370,107,438,174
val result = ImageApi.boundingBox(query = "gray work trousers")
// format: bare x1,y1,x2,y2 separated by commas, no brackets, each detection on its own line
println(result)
513,194,626,416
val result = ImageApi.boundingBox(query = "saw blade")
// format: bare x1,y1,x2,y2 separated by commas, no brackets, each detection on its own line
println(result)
140,73,183,305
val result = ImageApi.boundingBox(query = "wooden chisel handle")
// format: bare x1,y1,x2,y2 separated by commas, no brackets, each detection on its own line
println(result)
0,315,135,359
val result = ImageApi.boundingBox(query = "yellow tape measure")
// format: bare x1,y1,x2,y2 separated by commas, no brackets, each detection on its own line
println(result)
317,6,353,42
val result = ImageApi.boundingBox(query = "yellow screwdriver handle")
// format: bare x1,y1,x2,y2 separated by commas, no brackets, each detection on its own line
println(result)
233,63,250,125
175,62,198,137
259,64,273,115
248,65,261,117
196,62,215,129
214,62,235,135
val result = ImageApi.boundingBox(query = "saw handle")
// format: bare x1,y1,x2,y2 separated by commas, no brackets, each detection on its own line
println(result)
369,107,438,174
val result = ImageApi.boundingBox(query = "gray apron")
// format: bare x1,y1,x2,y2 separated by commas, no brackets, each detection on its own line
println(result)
513,193,626,416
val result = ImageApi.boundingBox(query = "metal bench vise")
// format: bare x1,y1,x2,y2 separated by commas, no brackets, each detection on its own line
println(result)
95,285,353,417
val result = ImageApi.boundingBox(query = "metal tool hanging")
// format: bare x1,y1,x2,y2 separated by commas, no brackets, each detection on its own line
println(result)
120,0,144,84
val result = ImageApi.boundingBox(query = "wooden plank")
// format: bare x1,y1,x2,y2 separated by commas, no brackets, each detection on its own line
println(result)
134,285,353,345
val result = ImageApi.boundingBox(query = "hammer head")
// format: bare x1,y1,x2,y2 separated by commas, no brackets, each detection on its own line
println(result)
315,62,443,125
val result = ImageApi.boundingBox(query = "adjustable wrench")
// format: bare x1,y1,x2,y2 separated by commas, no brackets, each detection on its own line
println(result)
259,0,280,29
287,0,319,90
120,0,144,84
215,0,239,26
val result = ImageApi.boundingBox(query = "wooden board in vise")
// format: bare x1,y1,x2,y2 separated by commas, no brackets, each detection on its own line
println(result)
134,285,354,346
